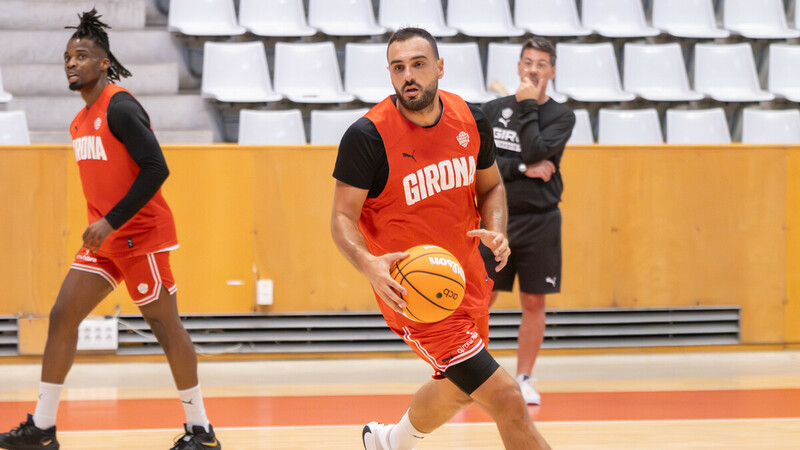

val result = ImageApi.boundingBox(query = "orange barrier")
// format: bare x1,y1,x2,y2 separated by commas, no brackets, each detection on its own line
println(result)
1,144,798,345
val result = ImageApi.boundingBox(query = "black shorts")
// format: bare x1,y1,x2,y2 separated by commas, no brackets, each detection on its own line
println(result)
480,208,561,294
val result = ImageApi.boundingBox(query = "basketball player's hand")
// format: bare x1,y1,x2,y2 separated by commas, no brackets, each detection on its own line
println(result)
467,229,510,272
525,160,556,181
364,252,409,314
82,218,114,253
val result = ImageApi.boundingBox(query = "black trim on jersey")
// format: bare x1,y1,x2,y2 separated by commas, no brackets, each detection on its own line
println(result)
332,97,496,197
443,347,500,395
103,91,169,229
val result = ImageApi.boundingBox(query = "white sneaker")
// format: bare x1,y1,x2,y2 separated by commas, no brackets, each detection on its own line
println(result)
516,375,542,405
362,421,393,450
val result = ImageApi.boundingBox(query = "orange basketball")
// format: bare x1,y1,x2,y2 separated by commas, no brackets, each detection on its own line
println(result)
390,245,466,323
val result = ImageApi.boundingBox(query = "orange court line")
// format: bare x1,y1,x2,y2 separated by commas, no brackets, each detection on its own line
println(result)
1,389,798,432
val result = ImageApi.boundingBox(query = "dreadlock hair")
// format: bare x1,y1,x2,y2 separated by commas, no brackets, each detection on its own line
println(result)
65,8,131,81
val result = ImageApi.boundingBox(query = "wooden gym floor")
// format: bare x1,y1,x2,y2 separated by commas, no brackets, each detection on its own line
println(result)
1,350,799,449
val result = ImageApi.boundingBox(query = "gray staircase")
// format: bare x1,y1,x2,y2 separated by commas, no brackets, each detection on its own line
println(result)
2,63,180,96
9,94,220,143
0,0,147,31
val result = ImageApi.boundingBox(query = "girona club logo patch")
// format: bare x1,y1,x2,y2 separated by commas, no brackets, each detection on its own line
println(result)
94,117,102,130
456,131,470,147
137,283,149,294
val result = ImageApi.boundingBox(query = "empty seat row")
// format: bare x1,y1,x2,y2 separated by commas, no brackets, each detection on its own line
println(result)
238,108,369,145
234,107,800,146
201,40,800,106
168,0,800,39
570,108,800,145
0,111,30,145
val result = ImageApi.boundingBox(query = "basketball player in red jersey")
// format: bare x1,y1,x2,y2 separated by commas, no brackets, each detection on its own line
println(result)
332,28,551,450
0,10,220,450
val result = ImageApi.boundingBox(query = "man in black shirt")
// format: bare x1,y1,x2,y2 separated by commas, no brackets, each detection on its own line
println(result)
480,37,575,405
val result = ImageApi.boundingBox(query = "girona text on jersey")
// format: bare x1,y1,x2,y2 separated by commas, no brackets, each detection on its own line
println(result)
402,155,476,206
72,135,108,161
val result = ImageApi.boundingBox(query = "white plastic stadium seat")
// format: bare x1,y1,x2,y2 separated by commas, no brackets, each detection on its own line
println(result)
741,109,800,145
623,43,703,102
555,43,635,102
201,42,282,103
344,43,394,104
238,0,316,36
694,43,775,102
485,42,567,103
567,109,594,145
437,43,497,104
768,44,800,102
0,111,30,145
515,0,592,36
308,0,386,36
581,0,660,38
652,0,729,38
379,0,457,37
167,0,245,36
446,0,525,37
0,66,11,103
238,109,306,145
723,0,800,39
598,109,663,145
310,108,369,145
666,108,731,144
273,42,355,104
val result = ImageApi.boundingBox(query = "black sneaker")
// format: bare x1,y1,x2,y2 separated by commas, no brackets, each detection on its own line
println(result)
170,424,221,449
0,414,59,449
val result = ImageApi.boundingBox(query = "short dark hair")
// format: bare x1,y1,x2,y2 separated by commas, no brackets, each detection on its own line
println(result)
521,37,556,66
387,27,439,60
65,8,131,81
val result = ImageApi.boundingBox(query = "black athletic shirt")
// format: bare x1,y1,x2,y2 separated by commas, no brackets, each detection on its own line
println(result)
103,91,169,229
481,96,575,215
333,98,496,196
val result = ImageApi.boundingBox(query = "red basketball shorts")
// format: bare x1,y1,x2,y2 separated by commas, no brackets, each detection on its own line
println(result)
71,248,177,306
389,309,490,379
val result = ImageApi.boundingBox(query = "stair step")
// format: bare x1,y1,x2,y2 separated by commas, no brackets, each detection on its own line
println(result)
2,63,179,96
0,1,147,31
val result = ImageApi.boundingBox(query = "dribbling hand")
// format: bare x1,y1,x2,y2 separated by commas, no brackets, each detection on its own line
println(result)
467,229,510,272
364,252,409,314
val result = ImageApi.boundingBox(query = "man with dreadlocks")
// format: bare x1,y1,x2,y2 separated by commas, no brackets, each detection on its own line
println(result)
0,9,221,450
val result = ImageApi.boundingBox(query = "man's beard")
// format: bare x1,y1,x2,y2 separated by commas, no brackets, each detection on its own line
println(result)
395,80,437,112
68,81,84,91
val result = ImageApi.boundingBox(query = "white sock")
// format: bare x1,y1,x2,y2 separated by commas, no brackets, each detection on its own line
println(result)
177,384,210,432
33,382,63,430
389,410,427,450
516,374,531,383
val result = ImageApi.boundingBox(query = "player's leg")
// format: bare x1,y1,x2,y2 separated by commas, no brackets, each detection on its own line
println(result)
138,287,198,390
126,252,219,449
0,268,113,450
469,365,550,450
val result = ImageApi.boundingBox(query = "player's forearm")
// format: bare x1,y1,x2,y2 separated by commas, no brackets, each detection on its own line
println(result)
477,181,508,236
331,212,375,273
104,165,169,229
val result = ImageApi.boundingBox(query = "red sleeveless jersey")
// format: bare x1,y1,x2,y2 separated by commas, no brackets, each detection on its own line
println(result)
361,91,493,328
69,84,177,257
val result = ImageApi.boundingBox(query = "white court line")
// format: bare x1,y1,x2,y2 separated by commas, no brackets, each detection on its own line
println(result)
57,417,800,435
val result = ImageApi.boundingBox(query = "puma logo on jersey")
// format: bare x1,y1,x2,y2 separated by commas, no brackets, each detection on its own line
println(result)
402,149,417,162
402,156,476,206
72,135,108,162
546,276,557,287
